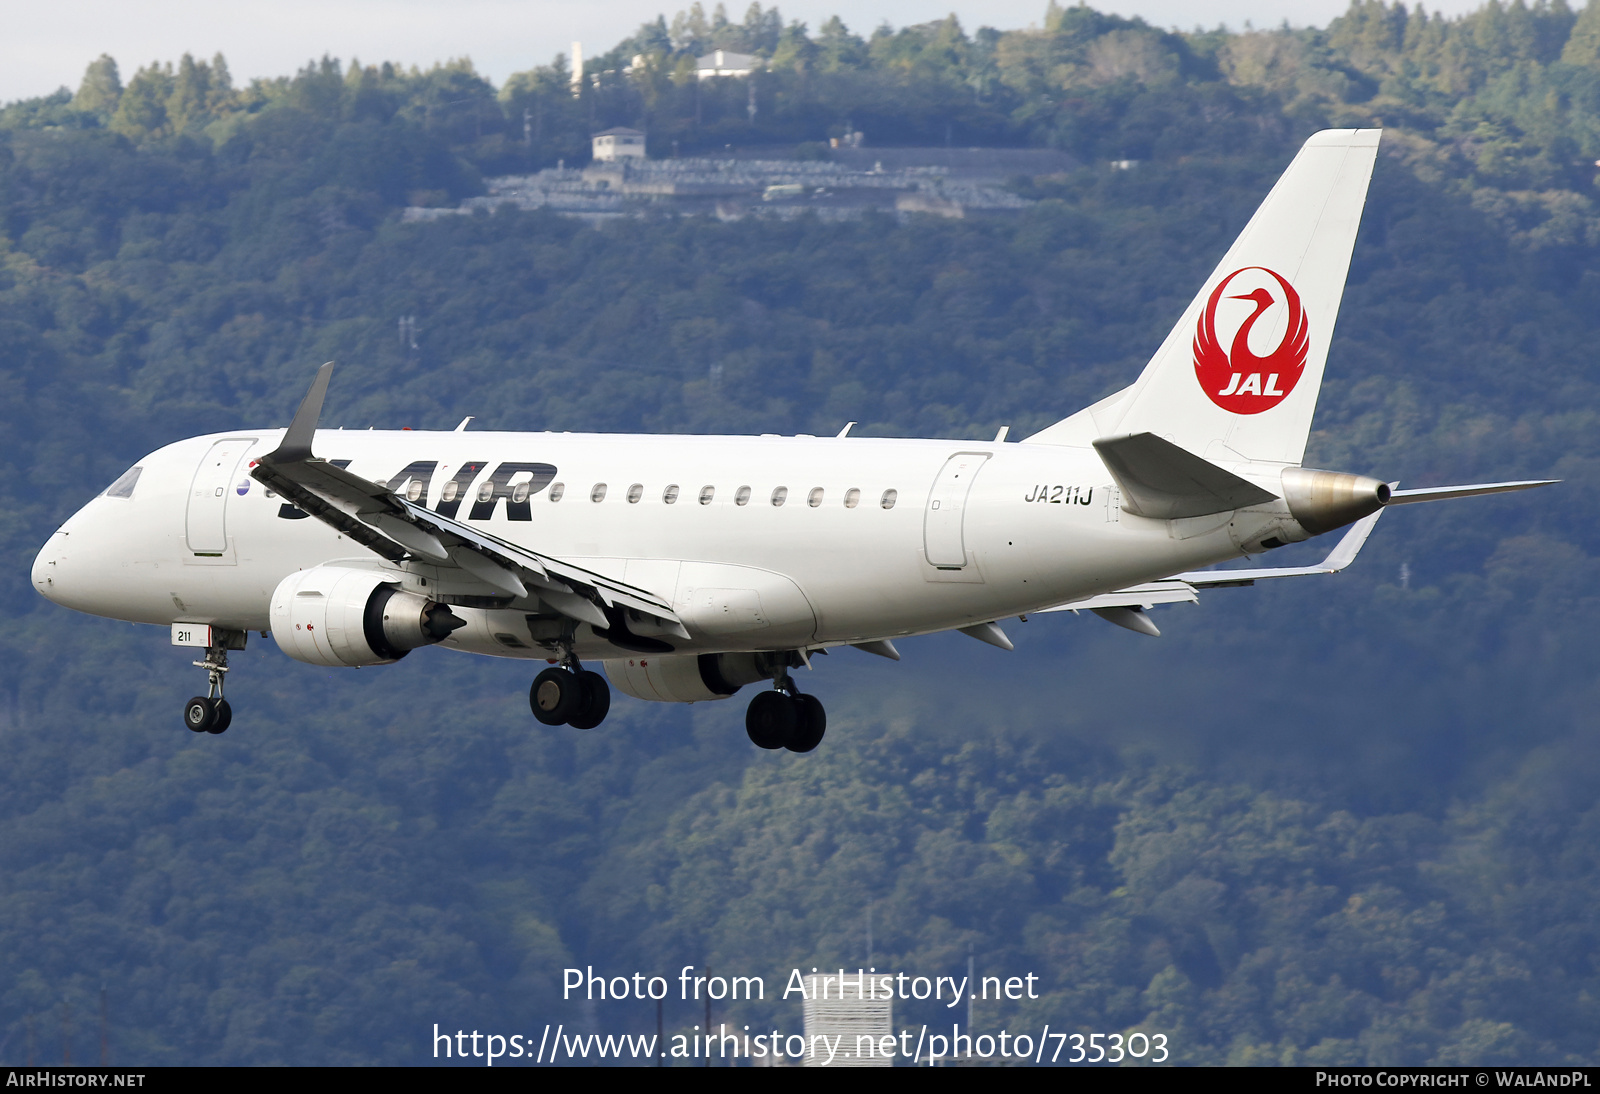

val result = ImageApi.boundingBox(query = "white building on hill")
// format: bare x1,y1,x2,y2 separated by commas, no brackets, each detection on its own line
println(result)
592,127,646,162
696,49,759,78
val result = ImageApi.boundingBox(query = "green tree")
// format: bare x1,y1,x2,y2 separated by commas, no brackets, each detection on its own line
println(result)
1561,0,1600,63
70,54,122,120
109,62,172,139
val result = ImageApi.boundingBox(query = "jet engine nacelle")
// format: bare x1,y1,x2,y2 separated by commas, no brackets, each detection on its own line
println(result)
602,652,772,704
270,566,464,668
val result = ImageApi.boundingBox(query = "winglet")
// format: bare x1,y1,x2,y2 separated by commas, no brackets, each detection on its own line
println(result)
265,362,335,464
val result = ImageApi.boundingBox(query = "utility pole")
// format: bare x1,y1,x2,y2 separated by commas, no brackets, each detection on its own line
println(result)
866,904,874,967
967,944,974,1031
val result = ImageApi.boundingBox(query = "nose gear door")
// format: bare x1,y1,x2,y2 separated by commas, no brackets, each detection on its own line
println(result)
186,438,257,553
923,452,991,568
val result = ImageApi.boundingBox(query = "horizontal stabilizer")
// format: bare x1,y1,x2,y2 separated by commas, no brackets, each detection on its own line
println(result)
1387,479,1557,506
1093,432,1278,520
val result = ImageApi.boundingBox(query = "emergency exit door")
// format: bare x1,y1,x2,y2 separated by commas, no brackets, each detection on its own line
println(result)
923,453,990,568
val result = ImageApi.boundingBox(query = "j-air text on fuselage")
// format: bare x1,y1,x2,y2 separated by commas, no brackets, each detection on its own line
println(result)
32,129,1555,751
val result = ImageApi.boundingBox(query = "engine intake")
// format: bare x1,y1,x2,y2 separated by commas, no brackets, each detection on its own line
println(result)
271,566,463,667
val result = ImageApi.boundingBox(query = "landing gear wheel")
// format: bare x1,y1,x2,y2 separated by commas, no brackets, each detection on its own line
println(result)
567,671,611,730
184,696,215,733
786,693,827,753
531,667,585,725
207,698,233,734
746,690,798,749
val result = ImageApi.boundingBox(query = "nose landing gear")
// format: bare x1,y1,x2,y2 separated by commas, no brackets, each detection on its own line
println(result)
183,645,233,734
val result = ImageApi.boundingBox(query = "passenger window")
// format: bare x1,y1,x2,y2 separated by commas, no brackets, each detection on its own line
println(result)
807,487,824,508
591,483,607,503
440,480,460,503
627,483,643,504
771,486,788,507
511,482,530,504
844,488,861,509
699,485,715,505
663,484,680,504
406,479,425,502
549,482,565,502
880,489,898,509
104,466,142,498
735,486,751,506
476,481,494,503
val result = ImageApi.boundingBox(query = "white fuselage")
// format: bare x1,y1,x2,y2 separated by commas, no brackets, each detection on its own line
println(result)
32,427,1288,659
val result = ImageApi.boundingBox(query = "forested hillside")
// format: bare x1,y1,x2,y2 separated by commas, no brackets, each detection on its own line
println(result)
2,1,1599,1065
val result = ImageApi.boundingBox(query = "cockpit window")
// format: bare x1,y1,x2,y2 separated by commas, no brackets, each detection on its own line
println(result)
104,466,142,498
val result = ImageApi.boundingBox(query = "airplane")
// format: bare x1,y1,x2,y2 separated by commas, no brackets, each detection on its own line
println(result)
30,129,1553,751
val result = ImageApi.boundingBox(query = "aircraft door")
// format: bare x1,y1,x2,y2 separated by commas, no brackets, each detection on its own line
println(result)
186,438,257,553
923,452,990,567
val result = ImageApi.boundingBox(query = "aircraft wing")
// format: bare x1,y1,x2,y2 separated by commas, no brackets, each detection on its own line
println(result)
1034,509,1385,634
1171,505,1385,588
250,364,687,639
1033,471,1558,637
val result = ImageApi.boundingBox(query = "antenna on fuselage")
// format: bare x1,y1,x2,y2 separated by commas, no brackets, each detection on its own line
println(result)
455,417,474,431
836,422,855,438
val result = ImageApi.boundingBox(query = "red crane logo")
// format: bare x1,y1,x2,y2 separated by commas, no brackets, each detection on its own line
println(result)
1193,266,1309,414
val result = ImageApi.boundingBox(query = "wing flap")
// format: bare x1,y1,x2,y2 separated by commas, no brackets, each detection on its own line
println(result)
1036,580,1200,614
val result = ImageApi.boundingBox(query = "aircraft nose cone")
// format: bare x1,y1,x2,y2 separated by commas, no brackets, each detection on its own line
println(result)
32,534,65,604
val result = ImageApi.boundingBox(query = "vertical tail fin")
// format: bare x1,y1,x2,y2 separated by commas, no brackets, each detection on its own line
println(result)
1028,129,1380,467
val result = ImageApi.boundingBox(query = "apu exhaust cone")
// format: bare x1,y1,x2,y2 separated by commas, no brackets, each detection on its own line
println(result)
1281,467,1391,536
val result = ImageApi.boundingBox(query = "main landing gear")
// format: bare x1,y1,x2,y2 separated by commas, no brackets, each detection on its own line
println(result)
183,645,232,734
530,657,611,730
745,680,826,753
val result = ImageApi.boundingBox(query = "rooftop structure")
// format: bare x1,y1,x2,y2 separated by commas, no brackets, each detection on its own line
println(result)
592,127,646,163
697,50,760,79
